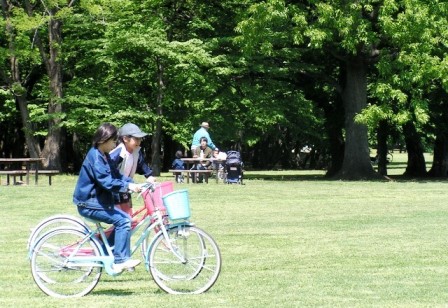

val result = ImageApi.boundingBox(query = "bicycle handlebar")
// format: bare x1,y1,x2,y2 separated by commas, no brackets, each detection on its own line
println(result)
134,182,156,199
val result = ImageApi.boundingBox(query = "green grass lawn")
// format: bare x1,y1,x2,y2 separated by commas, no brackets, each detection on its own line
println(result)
1,154,448,307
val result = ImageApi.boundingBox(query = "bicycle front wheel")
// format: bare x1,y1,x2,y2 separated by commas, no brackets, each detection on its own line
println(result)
148,225,221,294
30,228,102,298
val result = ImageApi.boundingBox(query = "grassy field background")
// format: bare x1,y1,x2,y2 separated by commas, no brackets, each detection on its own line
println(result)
1,153,448,307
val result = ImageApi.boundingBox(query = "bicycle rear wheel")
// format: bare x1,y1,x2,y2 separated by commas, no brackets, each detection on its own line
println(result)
148,225,221,294
27,215,87,256
30,228,102,298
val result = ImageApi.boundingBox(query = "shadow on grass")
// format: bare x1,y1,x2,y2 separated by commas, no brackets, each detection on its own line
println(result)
245,169,448,183
93,288,164,296
92,290,135,296
244,172,327,181
387,175,448,183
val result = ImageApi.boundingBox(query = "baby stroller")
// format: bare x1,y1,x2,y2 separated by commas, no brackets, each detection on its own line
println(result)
225,150,243,184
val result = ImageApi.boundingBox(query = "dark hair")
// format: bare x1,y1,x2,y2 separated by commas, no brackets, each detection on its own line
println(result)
199,137,208,143
175,150,183,158
92,123,118,147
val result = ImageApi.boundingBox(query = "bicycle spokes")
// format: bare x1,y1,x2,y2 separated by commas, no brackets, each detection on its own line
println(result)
31,228,102,298
148,225,221,294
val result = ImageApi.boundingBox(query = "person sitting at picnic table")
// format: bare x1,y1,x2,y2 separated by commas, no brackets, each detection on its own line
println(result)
212,148,227,179
171,150,185,183
191,122,217,153
192,137,213,183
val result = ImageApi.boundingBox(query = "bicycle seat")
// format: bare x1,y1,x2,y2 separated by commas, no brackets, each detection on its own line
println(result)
82,217,103,225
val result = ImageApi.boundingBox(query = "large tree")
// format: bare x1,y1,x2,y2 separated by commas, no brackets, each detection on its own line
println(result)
1,0,77,170
359,0,448,177
1,0,445,176
0,0,42,159
235,0,447,179
23,0,77,169
236,0,385,179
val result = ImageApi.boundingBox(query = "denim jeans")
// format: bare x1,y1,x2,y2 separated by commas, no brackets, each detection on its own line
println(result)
78,206,131,264
195,164,208,182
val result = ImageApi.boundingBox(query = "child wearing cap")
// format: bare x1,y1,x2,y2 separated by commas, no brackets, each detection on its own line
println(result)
73,123,143,273
109,123,155,217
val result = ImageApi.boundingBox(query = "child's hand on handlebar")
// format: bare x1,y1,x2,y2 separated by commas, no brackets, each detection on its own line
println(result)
146,176,156,183
128,183,143,193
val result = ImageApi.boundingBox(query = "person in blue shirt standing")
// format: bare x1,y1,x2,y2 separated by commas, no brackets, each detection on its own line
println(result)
73,123,143,273
191,122,217,153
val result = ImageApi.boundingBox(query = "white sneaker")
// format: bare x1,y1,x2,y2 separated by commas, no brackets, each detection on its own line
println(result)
113,259,141,273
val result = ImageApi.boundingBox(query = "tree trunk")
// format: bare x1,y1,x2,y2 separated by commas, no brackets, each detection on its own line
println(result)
24,1,70,170
151,57,164,176
70,133,83,173
151,118,162,176
39,16,64,170
323,97,344,177
427,134,448,177
334,55,379,180
162,136,179,171
15,94,41,158
2,1,41,159
403,121,427,177
376,120,389,176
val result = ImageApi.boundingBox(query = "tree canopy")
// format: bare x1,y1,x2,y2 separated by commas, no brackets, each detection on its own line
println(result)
0,0,446,179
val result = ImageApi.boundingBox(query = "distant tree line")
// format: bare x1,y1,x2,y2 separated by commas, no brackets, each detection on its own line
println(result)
0,0,446,179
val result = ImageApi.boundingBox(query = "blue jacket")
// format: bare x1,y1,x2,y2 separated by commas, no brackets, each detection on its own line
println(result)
172,158,185,170
73,147,133,210
191,127,216,150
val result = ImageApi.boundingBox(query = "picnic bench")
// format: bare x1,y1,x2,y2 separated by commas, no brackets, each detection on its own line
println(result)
0,170,27,185
38,170,60,185
0,158,59,185
168,157,226,184
168,169,213,184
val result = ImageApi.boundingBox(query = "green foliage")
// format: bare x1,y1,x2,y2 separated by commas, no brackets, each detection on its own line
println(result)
235,0,307,56
0,90,17,122
12,7,46,32
1,0,447,172
305,0,380,55
359,0,448,141
80,0,254,149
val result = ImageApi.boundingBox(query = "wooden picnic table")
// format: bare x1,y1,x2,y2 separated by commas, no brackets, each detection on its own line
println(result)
168,158,226,184
0,158,44,185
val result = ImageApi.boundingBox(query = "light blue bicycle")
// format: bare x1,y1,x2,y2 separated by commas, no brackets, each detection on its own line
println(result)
29,183,221,298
